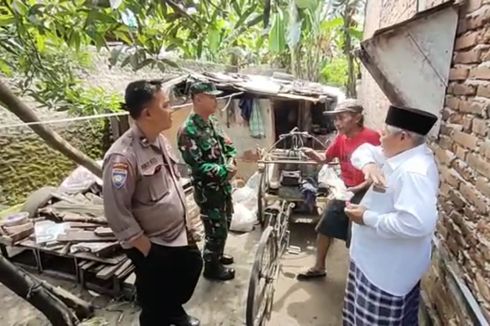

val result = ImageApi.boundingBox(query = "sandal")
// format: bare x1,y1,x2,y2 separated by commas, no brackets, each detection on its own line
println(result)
296,268,327,281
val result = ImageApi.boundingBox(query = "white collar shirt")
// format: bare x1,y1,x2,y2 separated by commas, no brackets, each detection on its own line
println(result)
349,143,439,296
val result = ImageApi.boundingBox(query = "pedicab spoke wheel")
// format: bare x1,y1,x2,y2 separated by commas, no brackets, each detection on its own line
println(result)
246,226,278,326
257,171,269,228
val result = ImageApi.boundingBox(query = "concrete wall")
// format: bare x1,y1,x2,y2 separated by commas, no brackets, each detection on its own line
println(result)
361,0,490,323
0,50,230,206
0,117,109,205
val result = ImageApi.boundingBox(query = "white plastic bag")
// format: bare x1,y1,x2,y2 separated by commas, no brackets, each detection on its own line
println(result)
58,160,103,194
318,165,354,201
230,203,256,232
34,221,69,244
232,187,257,213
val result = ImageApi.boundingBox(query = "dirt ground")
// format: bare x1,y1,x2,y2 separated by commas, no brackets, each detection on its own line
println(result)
0,222,349,326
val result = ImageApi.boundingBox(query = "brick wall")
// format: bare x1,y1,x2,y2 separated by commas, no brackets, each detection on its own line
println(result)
430,0,490,320
361,0,490,323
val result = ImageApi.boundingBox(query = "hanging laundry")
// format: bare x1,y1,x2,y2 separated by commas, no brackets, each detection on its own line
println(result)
239,97,253,122
249,99,266,139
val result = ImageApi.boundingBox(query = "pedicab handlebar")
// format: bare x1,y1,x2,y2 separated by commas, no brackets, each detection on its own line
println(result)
257,127,339,166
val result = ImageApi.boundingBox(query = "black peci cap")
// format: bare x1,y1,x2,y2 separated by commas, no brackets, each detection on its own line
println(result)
385,105,438,135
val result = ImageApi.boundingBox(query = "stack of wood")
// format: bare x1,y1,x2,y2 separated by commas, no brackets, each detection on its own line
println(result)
0,212,34,245
0,178,202,299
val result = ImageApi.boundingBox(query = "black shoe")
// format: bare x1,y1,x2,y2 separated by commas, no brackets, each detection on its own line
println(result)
203,262,235,281
220,254,234,265
169,315,200,326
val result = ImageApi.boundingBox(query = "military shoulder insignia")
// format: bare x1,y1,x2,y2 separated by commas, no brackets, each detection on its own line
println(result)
112,162,128,189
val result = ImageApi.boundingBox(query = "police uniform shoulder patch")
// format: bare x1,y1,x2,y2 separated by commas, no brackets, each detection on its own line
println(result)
111,162,128,189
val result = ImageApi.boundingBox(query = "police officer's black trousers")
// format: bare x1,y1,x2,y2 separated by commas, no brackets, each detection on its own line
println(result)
125,244,203,326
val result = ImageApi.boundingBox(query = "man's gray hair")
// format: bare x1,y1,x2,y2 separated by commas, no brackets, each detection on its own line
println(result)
386,125,426,146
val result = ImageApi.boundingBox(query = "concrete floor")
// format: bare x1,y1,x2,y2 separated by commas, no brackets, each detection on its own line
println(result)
0,222,349,326
186,222,349,326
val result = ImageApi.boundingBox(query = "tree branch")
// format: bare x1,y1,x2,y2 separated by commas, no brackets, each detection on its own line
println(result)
0,256,77,326
0,80,102,178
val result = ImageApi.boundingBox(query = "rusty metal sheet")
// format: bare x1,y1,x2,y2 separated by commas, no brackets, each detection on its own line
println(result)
358,3,459,136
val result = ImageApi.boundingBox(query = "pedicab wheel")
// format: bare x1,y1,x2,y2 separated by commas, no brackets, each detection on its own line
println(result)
257,172,269,228
246,226,277,326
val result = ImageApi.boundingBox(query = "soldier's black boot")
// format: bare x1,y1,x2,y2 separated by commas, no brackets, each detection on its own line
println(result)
220,254,234,265
203,261,235,281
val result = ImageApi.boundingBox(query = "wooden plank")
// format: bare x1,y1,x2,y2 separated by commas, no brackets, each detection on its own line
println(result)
96,261,125,280
70,242,119,257
94,227,114,237
123,272,136,286
81,261,96,271
57,230,116,243
68,222,100,229
73,252,126,265
92,264,106,273
114,259,132,277
61,213,106,225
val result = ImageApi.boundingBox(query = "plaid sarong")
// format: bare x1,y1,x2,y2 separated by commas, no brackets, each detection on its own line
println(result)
343,260,420,326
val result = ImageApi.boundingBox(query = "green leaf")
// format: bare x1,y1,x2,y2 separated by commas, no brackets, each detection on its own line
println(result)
0,17,15,26
268,10,286,54
349,28,363,41
295,0,318,11
12,0,28,15
0,58,13,77
208,27,221,54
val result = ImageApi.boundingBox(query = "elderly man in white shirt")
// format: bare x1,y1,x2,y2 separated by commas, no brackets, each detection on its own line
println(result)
342,105,439,326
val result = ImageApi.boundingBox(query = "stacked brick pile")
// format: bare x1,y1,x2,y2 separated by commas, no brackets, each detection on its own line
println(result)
428,0,490,322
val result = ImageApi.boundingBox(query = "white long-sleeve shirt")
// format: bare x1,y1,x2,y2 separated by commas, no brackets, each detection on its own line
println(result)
350,143,439,296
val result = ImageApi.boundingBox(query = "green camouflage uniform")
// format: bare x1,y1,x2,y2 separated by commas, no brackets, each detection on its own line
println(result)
178,113,237,263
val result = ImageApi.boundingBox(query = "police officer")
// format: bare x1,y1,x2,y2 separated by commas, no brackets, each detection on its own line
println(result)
102,80,202,326
178,82,237,281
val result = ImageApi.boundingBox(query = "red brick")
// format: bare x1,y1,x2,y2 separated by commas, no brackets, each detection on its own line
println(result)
472,117,488,135
477,84,490,98
482,50,490,61
459,99,488,117
468,153,490,178
455,144,469,160
481,141,490,158
469,65,490,79
441,108,452,121
440,182,451,198
476,176,490,197
449,67,470,80
445,96,460,110
453,130,479,148
467,5,490,29
466,0,483,12
463,116,474,131
441,167,462,187
453,83,476,95
460,181,489,214
439,135,454,150
434,146,456,165
455,31,480,50
449,188,468,210
482,27,490,43
454,49,482,64
457,17,468,36
453,159,475,181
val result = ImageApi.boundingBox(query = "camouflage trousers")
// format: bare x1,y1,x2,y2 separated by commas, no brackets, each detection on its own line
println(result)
199,198,233,263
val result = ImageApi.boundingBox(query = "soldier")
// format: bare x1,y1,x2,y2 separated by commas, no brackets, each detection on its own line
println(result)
178,81,237,281
102,80,202,326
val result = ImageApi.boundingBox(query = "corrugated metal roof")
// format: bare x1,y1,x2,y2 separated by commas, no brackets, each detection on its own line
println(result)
168,70,345,103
